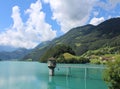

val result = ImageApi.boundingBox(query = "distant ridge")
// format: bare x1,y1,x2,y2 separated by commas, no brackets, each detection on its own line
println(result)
23,17,120,62
0,48,31,61
1,18,120,61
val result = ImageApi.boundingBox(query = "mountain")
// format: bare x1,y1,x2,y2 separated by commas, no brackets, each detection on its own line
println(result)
0,45,17,52
0,48,31,61
22,41,51,61
23,18,120,62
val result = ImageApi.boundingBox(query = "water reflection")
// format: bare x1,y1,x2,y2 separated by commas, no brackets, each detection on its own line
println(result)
48,76,56,89
0,62,107,89
0,76,37,89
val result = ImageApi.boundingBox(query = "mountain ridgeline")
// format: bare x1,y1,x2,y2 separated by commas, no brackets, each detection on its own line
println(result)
0,18,120,62
0,48,31,61
21,18,120,62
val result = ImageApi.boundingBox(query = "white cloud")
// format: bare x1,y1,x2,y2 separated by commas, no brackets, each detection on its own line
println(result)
109,0,120,7
43,0,49,3
89,17,105,25
44,0,98,33
25,0,56,42
98,0,120,10
93,11,99,17
12,6,23,30
1,0,119,49
0,0,56,49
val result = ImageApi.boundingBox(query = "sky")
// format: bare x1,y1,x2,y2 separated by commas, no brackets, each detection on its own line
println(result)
0,0,120,49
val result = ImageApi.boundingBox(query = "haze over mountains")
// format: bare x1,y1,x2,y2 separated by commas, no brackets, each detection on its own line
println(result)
0,48,31,61
0,45,17,52
0,18,120,61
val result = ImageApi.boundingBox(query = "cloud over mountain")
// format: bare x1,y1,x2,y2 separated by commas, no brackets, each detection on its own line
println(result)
0,0,120,49
98,0,120,10
0,0,56,48
90,17,105,25
44,0,98,33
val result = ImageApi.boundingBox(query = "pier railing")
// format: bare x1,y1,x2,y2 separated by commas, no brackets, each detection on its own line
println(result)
50,65,106,89
55,65,106,79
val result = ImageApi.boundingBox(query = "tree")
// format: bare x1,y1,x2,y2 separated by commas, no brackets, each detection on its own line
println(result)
40,44,75,62
103,59,120,89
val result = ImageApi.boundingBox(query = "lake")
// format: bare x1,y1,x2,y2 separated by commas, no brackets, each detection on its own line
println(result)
0,62,108,89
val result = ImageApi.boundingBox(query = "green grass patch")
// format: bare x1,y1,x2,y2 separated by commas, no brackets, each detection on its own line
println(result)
63,53,76,59
75,43,81,47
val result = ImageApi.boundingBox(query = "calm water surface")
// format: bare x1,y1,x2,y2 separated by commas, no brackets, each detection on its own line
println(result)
0,62,108,89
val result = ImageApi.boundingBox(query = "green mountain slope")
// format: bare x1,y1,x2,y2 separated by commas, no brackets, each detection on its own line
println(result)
22,41,51,61
0,48,31,61
23,18,120,62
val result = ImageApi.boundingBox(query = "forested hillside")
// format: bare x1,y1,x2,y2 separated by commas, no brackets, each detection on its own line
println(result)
21,18,120,63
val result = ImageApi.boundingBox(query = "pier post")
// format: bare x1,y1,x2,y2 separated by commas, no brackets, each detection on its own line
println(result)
85,67,87,89
49,68,55,76
85,67,87,79
67,67,71,76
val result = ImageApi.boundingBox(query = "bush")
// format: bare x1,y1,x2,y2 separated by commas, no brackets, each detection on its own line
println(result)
103,59,120,89
56,55,66,63
27,59,32,61
90,59,101,64
78,57,89,63
40,44,75,62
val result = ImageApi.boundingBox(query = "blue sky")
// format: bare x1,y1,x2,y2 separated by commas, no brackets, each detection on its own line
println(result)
0,0,120,49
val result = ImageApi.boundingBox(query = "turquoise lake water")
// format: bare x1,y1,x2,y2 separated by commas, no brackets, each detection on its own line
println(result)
0,62,108,89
